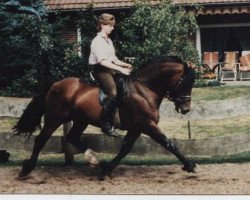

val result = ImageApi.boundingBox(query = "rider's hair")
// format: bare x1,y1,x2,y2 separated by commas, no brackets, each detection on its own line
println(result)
97,13,116,32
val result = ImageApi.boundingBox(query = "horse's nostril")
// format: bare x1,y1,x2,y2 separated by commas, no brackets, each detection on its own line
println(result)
181,109,190,115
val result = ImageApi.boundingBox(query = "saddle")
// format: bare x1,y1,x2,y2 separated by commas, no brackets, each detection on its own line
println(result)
88,71,129,105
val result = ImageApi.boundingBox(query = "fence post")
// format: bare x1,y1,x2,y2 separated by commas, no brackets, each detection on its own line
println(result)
63,121,74,165
188,120,191,139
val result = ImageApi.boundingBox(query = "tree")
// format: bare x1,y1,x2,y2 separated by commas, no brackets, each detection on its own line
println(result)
0,0,75,96
118,0,199,67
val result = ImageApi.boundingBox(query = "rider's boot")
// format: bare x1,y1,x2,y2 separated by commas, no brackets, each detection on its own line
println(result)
101,97,118,137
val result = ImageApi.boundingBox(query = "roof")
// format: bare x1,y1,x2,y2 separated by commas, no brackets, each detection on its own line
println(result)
43,0,158,10
43,0,250,15
175,0,250,4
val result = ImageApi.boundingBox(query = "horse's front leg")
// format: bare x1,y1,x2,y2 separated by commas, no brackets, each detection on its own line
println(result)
100,129,140,178
144,124,196,173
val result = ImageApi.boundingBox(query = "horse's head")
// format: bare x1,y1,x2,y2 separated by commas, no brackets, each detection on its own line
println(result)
166,63,196,115
134,57,196,114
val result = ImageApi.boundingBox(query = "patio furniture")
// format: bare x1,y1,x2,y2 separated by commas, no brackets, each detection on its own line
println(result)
202,52,223,80
239,53,250,81
202,52,222,72
242,51,250,56
220,51,240,81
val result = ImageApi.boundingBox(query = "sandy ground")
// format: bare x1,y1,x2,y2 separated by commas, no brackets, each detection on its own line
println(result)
0,163,250,195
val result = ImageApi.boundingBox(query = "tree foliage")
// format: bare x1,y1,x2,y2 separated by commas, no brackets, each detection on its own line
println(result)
0,0,77,96
118,0,199,67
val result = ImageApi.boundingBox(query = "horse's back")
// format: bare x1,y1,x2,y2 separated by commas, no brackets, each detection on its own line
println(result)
49,77,94,96
46,77,101,121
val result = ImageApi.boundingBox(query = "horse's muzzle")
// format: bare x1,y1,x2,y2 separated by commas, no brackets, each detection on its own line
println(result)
181,108,190,115
175,103,190,115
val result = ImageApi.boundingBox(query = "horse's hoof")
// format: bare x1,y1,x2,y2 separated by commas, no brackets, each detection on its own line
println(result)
100,161,112,177
98,175,111,181
18,169,31,180
18,159,34,179
17,173,30,181
182,162,197,173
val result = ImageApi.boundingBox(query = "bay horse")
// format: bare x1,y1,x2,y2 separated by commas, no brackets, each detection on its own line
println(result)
13,56,197,179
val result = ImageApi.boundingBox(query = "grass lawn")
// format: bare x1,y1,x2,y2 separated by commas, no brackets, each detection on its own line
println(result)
158,114,250,139
1,114,250,139
192,85,250,101
0,85,250,138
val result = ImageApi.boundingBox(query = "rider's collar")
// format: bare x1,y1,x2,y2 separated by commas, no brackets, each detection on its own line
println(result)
97,32,110,42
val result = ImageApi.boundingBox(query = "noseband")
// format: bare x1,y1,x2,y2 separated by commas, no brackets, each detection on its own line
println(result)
165,73,192,104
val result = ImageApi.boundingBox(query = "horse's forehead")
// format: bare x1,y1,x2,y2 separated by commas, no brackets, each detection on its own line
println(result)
163,62,184,73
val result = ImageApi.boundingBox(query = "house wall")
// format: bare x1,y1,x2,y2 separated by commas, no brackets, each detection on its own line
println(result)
62,27,77,42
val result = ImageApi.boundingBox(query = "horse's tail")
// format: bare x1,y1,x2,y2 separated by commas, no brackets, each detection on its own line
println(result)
13,94,46,138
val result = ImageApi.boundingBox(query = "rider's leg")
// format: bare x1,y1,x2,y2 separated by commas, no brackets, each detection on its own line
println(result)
94,70,118,137
101,97,118,137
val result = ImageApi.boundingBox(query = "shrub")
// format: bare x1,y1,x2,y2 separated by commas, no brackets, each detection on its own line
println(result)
0,0,78,96
118,0,199,68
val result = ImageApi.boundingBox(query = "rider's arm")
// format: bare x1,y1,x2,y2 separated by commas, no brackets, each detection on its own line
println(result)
100,60,131,75
90,36,132,75
113,59,133,70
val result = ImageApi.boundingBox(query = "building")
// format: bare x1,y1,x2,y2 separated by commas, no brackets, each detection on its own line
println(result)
44,0,250,61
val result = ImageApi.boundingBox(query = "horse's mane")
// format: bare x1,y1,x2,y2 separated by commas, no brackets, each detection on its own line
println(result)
140,56,185,69
130,56,188,79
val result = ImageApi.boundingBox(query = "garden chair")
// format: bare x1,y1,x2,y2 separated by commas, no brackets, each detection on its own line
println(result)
220,51,240,81
201,52,222,80
202,52,221,73
239,53,250,81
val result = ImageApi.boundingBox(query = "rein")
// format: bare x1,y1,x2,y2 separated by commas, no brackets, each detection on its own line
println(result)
135,70,191,104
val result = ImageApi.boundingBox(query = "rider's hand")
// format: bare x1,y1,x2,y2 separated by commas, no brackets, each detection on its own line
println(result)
120,67,132,76
125,64,133,70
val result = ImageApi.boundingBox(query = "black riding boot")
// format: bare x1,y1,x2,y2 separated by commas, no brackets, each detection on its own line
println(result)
101,98,118,137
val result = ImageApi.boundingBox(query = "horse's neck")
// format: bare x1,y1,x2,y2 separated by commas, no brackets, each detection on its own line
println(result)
134,64,176,96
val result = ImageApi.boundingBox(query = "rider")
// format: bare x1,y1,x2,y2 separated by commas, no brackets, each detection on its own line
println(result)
88,13,133,137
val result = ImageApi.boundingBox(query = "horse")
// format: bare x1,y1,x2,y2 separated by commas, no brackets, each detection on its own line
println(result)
13,56,197,179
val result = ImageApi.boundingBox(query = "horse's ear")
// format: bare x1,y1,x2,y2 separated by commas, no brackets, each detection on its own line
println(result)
187,61,197,69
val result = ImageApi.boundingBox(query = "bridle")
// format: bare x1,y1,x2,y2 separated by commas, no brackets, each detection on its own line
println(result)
164,73,192,104
136,74,192,104
133,63,194,104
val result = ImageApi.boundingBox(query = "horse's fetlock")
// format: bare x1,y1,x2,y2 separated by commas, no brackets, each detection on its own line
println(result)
100,161,113,177
182,161,196,173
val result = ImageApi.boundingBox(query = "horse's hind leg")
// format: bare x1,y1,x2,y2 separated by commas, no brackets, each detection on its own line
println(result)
101,129,140,177
145,124,196,173
65,120,89,152
18,119,61,179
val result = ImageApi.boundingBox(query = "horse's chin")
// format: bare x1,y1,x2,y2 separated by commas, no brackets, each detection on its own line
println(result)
175,107,180,113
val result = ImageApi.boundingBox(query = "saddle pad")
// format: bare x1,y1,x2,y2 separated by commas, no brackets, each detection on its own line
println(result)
99,89,108,106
